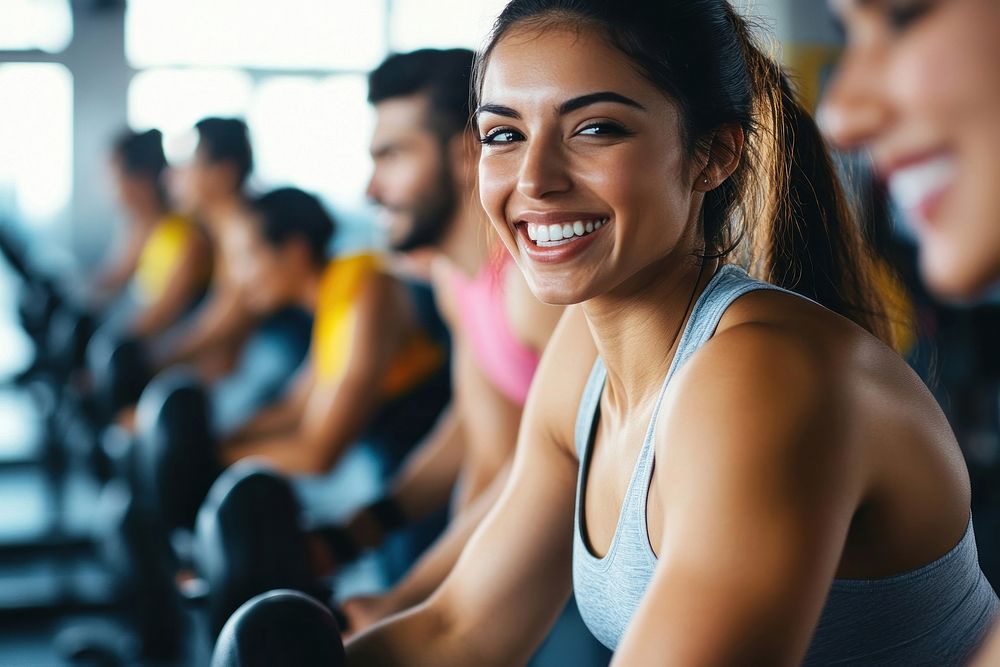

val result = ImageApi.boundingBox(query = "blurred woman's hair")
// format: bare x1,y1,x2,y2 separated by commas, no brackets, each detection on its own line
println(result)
112,128,168,204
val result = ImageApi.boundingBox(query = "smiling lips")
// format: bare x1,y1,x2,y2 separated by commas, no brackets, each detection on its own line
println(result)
525,218,608,247
886,154,957,227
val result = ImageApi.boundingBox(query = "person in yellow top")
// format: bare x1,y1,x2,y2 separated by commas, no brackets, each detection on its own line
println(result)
220,187,448,475
156,118,259,380
98,128,211,339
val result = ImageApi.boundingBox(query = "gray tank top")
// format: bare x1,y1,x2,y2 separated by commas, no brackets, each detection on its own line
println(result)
572,264,999,665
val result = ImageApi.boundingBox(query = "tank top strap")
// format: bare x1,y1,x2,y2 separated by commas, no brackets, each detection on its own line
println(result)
668,264,787,374
574,359,607,460
632,265,790,499
575,264,787,466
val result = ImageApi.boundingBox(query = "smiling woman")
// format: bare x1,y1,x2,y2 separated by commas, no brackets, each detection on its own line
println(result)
816,1,1000,664
819,0,1000,300
339,2,999,666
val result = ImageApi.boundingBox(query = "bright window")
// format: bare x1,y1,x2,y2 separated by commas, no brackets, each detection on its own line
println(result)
0,0,73,52
125,0,386,71
0,64,73,226
389,0,508,51
249,75,373,206
128,70,373,208
127,68,254,162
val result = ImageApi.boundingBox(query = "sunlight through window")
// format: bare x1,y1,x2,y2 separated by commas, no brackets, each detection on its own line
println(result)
0,64,73,226
0,0,72,52
126,0,385,71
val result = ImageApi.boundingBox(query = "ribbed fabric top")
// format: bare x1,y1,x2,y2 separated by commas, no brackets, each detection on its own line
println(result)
449,257,539,407
572,264,999,664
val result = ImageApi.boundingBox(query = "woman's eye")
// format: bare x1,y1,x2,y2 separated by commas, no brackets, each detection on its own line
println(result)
577,122,632,138
886,1,934,32
480,128,523,145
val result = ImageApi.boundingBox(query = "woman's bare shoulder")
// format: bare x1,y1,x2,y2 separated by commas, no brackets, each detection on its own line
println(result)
661,286,953,477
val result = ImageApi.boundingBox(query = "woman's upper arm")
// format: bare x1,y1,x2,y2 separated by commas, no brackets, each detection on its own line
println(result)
434,306,596,662
615,326,862,666
348,306,596,666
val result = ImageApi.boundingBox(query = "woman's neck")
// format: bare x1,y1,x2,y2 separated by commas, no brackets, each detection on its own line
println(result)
583,253,718,414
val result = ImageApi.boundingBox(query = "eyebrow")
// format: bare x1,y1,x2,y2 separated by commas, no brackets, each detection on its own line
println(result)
474,91,646,120
475,103,521,120
558,91,645,114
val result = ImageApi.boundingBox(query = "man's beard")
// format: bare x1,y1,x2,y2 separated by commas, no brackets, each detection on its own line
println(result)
390,164,456,253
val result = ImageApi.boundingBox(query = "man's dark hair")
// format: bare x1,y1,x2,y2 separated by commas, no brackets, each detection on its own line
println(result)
194,117,254,187
368,48,475,141
247,187,335,267
113,128,167,180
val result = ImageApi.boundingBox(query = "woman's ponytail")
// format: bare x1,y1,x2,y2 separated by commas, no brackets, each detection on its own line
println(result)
722,6,891,343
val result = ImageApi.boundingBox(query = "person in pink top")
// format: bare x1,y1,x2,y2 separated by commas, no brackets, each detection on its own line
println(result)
448,254,540,408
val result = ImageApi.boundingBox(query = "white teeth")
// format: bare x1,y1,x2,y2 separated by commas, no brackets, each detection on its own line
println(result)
888,155,957,214
525,218,608,246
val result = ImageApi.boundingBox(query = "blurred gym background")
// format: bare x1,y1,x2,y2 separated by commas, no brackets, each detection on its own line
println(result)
1,0,998,665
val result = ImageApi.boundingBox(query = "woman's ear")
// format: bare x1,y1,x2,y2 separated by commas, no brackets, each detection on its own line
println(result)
694,124,745,192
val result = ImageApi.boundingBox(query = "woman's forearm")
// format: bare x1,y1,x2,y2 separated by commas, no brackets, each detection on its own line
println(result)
382,467,508,615
346,603,458,666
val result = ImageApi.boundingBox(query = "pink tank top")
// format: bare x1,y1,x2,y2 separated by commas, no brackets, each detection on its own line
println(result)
449,258,539,407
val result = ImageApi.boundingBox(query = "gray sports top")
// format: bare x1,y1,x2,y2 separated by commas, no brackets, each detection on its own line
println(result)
573,264,999,665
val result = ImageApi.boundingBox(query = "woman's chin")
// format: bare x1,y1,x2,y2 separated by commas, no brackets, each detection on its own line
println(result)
921,243,1000,304
524,277,594,307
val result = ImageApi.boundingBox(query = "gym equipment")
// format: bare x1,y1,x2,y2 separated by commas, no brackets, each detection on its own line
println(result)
87,330,153,424
133,369,219,535
211,589,345,667
83,479,185,661
194,463,331,637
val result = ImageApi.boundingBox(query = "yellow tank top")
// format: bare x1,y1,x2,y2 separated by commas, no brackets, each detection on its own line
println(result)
134,214,203,304
312,254,444,398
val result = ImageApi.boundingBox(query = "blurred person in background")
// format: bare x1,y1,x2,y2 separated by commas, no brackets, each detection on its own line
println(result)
819,1,1000,663
220,186,448,476
156,117,262,380
143,117,313,436
95,127,211,339
199,185,451,589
